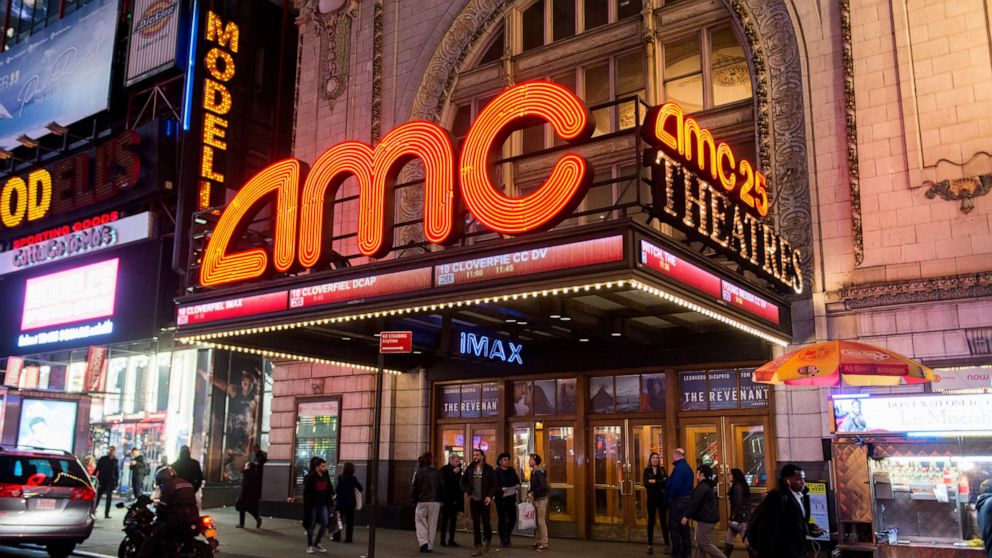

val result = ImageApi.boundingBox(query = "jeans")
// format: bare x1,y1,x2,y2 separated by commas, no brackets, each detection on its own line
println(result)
440,503,459,543
533,498,548,547
415,502,442,548
469,498,492,547
495,495,517,544
669,496,691,558
96,484,114,517
692,521,726,558
647,496,669,545
307,505,330,547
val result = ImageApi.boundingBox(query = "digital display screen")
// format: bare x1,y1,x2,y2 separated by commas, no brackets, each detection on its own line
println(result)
21,258,119,331
0,241,164,356
17,399,78,452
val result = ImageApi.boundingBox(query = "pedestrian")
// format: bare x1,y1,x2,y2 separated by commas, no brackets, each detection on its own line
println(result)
978,480,992,558
236,461,263,528
332,462,362,543
254,444,268,466
527,453,549,553
681,464,723,558
85,455,97,477
412,452,443,553
460,448,497,557
439,453,464,547
171,446,204,493
94,446,119,519
128,447,148,499
666,448,693,558
303,457,335,554
746,464,824,558
643,451,669,555
495,452,520,548
724,468,751,556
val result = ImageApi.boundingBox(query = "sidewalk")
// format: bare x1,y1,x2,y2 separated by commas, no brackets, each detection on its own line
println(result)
76,506,750,558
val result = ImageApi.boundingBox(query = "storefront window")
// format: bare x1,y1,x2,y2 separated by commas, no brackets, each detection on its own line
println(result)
512,379,576,416
472,426,497,458
293,399,340,499
590,373,667,413
441,427,466,465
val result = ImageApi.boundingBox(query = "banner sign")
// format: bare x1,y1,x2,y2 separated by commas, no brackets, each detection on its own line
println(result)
832,394,992,434
125,0,181,85
435,235,624,287
84,346,108,393
177,291,288,326
0,0,120,150
3,356,23,387
681,369,768,411
640,240,779,324
806,482,830,541
0,212,155,275
289,268,432,310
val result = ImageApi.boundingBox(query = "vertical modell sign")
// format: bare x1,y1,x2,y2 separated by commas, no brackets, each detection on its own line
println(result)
196,11,239,209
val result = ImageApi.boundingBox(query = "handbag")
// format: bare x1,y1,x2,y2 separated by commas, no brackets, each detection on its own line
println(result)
355,488,364,511
516,501,536,531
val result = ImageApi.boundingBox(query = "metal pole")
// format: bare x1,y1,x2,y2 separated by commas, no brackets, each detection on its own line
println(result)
367,350,385,558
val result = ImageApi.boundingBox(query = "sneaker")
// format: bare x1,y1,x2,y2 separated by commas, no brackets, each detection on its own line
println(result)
536,545,548,553
314,544,327,553
306,547,315,554
420,544,430,553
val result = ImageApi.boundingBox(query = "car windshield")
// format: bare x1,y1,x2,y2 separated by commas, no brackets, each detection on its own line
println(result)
0,456,91,488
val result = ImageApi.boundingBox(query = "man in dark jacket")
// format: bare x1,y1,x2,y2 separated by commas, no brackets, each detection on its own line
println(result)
681,465,723,558
748,463,824,558
978,480,992,558
138,467,199,558
438,453,464,547
494,452,520,548
128,448,149,499
412,452,442,553
171,446,204,493
666,448,694,558
94,446,119,519
460,449,497,557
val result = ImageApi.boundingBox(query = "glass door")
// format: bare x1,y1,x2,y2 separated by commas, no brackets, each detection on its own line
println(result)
680,417,771,530
589,420,666,541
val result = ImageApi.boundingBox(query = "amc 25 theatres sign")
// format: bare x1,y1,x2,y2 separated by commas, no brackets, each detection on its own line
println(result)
200,81,804,294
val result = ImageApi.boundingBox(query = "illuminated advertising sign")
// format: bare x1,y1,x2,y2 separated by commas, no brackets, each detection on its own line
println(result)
126,0,182,85
0,0,120,151
176,291,288,326
21,259,119,331
458,332,524,365
289,268,432,310
642,104,803,293
639,240,779,324
680,369,767,411
0,132,141,233
0,212,155,275
196,11,240,210
435,236,623,287
0,241,163,355
17,399,78,453
198,81,593,287
832,394,992,435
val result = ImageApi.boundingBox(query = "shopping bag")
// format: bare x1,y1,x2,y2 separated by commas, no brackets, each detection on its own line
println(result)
355,488,364,511
517,501,536,531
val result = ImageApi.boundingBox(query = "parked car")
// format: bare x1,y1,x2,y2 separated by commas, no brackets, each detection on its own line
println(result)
0,447,96,558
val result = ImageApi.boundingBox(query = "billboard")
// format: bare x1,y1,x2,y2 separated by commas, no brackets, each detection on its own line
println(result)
17,398,78,452
126,0,182,85
0,241,163,355
832,394,992,434
0,0,120,150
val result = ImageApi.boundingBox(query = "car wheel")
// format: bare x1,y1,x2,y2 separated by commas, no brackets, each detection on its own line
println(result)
46,542,76,558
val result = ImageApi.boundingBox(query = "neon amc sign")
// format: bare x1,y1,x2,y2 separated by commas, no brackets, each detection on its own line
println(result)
201,81,803,293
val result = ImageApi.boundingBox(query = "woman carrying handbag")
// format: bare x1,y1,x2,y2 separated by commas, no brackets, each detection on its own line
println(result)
725,468,752,556
333,462,363,543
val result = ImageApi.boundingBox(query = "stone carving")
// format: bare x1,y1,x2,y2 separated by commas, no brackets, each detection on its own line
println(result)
923,173,992,214
838,0,864,267
295,0,360,110
407,0,813,292
840,272,992,310
372,0,384,141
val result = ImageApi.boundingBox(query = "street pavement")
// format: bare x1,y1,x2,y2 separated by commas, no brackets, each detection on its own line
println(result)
2,505,752,557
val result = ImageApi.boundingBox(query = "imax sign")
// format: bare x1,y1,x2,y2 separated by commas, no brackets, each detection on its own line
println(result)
459,332,523,365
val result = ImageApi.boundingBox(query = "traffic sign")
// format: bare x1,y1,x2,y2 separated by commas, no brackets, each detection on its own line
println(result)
379,330,413,353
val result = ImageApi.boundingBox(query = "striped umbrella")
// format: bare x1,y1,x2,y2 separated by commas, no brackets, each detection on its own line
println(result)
753,340,936,386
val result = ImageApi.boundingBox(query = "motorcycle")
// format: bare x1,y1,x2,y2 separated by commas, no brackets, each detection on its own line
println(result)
115,496,219,558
